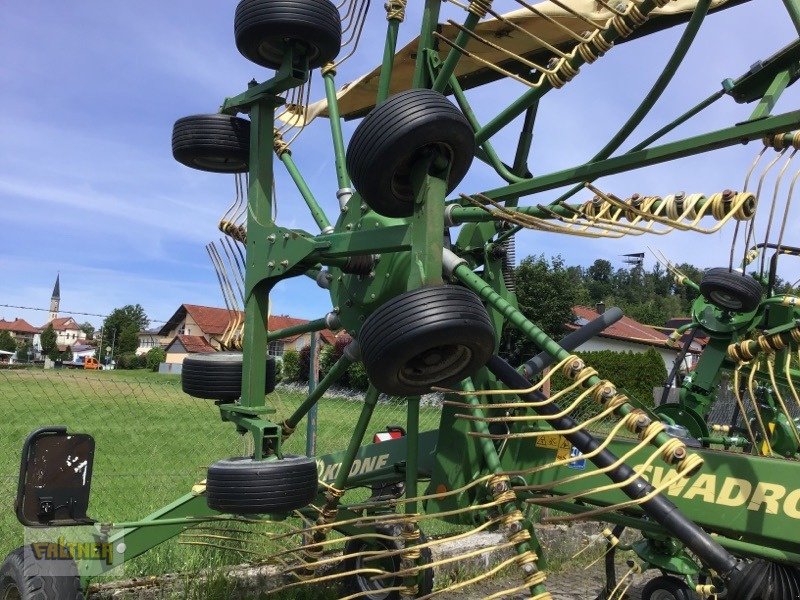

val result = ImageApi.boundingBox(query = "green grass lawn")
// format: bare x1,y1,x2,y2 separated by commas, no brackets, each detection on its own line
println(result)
0,368,447,583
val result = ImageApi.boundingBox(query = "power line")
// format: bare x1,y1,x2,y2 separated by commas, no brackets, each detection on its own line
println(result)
0,304,168,324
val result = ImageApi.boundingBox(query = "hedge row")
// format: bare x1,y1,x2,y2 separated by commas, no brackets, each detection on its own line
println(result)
281,345,667,402
550,348,667,408
281,339,369,391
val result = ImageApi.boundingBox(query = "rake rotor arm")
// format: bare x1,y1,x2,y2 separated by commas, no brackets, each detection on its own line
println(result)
469,109,800,203
486,354,741,578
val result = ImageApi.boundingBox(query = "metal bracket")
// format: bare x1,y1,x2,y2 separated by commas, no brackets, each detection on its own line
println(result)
722,39,800,104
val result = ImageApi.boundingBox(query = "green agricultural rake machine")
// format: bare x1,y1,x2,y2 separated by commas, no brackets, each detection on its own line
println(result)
7,0,800,598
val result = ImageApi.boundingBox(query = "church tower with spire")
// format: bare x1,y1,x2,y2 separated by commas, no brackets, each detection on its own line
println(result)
49,274,60,322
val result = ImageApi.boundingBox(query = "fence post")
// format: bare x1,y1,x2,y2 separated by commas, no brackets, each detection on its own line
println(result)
306,332,319,456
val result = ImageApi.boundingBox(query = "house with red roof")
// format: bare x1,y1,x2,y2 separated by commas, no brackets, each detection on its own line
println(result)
42,316,86,349
158,304,339,364
567,305,703,373
0,318,40,346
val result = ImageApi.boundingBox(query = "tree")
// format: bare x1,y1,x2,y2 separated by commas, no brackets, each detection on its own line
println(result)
0,331,15,353
79,322,95,340
500,255,577,364
40,324,57,357
118,323,139,354
146,347,166,371
281,350,300,382
16,340,31,362
99,305,149,360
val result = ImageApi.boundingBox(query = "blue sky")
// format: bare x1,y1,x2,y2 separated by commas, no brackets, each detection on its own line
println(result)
2,0,800,329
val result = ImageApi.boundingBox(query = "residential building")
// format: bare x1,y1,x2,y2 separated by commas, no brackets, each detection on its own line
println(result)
136,328,169,356
164,335,216,364
0,318,40,346
159,304,338,365
567,305,703,373
43,316,86,348
266,315,337,357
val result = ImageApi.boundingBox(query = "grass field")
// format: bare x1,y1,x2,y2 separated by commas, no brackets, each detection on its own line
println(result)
0,367,445,584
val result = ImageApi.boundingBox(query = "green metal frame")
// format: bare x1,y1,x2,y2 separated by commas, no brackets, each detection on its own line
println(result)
36,0,800,595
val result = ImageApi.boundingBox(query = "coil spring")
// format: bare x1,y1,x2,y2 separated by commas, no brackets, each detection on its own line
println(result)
341,254,376,275
502,236,516,292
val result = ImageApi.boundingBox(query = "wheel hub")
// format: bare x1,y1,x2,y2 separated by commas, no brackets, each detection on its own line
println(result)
399,344,473,387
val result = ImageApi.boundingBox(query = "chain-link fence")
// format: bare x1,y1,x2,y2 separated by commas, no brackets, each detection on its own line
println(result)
707,375,800,428
0,367,444,575
0,361,650,582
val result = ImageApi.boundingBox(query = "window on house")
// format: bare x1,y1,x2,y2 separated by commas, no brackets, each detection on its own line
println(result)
268,341,285,357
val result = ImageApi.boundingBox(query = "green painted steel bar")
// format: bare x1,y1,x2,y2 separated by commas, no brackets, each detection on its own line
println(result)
268,317,327,342
333,386,380,491
710,534,800,564
109,515,261,529
413,0,443,88
475,0,684,145
550,0,711,206
323,70,351,191
306,332,319,457
431,11,481,93
462,380,503,472
408,157,447,289
450,261,677,451
476,83,547,146
783,0,800,34
284,353,353,429
450,75,526,184
629,89,725,153
512,104,538,177
476,109,800,203
461,379,548,596
594,0,711,163
241,98,275,408
316,224,411,258
449,189,732,224
80,493,217,582
447,204,574,224
750,69,792,120
279,151,332,233
377,17,401,104
405,396,421,516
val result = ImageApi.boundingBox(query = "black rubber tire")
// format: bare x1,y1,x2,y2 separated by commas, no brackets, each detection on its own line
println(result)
172,114,250,173
359,285,496,396
641,575,698,600
234,0,342,70
341,524,434,600
0,546,84,600
699,268,762,312
181,352,276,401
206,455,318,514
346,89,475,217
725,559,800,600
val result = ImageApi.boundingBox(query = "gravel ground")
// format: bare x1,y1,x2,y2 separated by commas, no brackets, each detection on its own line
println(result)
436,560,657,599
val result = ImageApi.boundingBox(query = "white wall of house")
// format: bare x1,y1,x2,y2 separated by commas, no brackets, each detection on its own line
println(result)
55,328,84,346
136,333,166,356
576,337,691,373
267,333,317,357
